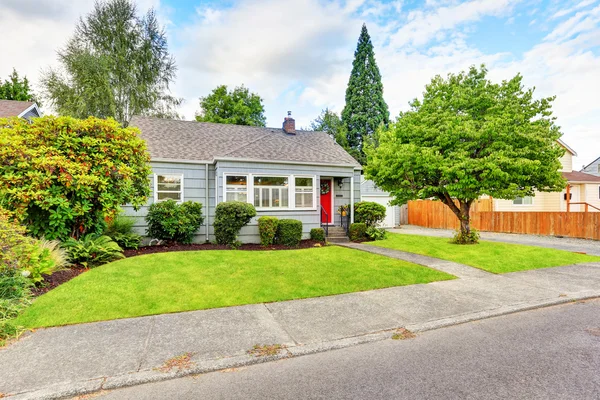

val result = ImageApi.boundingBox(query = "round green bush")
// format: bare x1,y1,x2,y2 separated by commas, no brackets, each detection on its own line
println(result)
146,200,204,244
276,219,303,247
214,202,257,245
258,216,279,246
349,222,367,241
354,201,386,227
310,228,326,242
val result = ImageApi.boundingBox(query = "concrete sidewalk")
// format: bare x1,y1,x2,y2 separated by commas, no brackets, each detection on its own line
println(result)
390,225,600,256
1,256,600,399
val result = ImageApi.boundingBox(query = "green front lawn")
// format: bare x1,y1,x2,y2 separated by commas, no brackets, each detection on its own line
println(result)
368,233,600,274
17,246,454,328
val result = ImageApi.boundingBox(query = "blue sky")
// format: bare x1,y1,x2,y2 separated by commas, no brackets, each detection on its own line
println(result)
1,0,599,165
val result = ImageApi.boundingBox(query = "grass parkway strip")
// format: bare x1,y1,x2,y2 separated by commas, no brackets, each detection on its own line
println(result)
16,246,454,328
366,233,600,274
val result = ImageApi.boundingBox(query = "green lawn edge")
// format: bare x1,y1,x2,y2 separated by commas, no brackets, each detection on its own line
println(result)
16,246,455,328
367,233,600,274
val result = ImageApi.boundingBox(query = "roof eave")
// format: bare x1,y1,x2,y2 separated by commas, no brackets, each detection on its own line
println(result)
557,138,577,156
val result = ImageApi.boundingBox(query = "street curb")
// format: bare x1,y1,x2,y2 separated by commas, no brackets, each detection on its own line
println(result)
8,292,599,400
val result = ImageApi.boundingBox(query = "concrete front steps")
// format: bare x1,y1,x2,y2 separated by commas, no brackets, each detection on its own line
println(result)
326,226,349,243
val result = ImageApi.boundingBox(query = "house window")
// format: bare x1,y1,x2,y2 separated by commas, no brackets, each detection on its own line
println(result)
225,175,248,202
254,176,289,208
513,196,533,205
295,177,314,208
155,174,183,202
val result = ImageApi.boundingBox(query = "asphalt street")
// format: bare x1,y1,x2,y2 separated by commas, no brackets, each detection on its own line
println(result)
96,299,600,400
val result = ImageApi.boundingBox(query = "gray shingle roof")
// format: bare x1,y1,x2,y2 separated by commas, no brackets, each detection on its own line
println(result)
0,100,35,117
129,116,360,167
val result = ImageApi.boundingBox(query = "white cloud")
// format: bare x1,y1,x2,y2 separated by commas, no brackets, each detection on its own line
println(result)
172,0,362,123
388,0,520,49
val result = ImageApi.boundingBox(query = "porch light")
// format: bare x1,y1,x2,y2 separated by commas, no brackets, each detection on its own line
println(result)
336,178,344,189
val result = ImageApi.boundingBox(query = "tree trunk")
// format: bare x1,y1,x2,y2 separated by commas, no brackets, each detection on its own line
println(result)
459,201,472,236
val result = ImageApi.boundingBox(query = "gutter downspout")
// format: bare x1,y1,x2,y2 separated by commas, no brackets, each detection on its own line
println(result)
205,163,210,243
350,174,355,224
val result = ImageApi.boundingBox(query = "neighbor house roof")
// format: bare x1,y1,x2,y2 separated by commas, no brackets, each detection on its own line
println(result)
562,171,600,183
129,116,361,167
0,100,40,118
582,156,600,171
557,138,577,156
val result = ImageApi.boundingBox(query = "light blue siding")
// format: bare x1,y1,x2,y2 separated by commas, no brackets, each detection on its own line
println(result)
125,160,360,244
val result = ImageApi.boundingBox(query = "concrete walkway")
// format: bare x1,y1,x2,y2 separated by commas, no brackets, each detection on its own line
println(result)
1,256,600,399
390,225,600,255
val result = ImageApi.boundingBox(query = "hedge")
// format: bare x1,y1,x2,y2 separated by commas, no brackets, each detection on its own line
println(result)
214,202,257,245
349,223,367,241
258,216,279,246
310,228,326,242
276,219,303,247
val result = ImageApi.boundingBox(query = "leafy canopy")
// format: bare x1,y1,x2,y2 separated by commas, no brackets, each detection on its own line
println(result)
0,69,39,103
0,116,151,240
41,0,180,125
341,24,389,165
310,108,348,148
366,65,566,237
196,85,266,126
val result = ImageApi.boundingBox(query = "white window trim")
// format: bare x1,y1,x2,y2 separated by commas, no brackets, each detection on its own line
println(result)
222,173,317,211
512,195,534,206
154,173,184,203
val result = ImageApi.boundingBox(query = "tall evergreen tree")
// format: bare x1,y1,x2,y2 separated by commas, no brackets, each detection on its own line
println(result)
341,24,389,164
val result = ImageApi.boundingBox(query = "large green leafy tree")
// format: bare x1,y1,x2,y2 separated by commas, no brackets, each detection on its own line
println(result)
310,108,348,147
341,24,389,165
42,0,180,126
0,116,151,240
366,66,566,242
0,69,39,103
196,85,266,126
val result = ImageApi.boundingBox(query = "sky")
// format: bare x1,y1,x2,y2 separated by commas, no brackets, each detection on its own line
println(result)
1,0,599,167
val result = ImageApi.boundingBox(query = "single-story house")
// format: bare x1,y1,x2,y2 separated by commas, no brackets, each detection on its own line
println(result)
494,139,600,212
125,113,362,243
582,156,600,177
0,100,41,119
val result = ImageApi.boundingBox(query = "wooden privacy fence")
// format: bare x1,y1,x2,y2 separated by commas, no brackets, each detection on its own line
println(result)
408,200,600,240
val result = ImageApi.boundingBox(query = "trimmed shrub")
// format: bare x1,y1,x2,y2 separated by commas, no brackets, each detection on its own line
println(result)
62,234,124,268
365,226,387,241
146,200,204,244
310,228,326,242
214,202,257,245
354,201,387,227
277,219,303,247
258,216,279,246
105,216,142,249
349,223,367,241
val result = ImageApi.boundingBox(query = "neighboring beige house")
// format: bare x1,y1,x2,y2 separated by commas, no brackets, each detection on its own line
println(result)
494,139,600,212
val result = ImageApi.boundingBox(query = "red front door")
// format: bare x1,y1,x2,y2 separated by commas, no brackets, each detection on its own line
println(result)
320,178,333,224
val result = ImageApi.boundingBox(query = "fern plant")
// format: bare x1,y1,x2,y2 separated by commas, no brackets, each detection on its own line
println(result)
62,235,124,268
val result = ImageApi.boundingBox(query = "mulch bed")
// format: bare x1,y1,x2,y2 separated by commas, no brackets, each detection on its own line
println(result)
123,239,323,257
31,267,88,297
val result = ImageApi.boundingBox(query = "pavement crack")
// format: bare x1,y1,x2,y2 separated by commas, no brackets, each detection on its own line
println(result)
136,316,156,372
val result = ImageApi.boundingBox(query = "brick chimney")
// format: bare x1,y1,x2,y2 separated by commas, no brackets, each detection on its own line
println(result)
283,111,296,134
